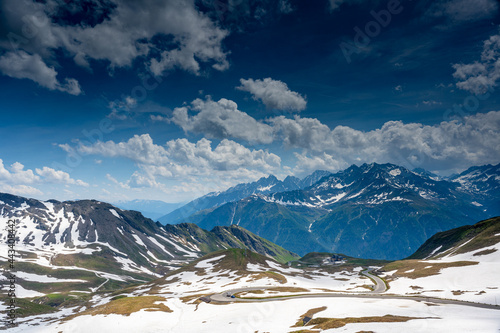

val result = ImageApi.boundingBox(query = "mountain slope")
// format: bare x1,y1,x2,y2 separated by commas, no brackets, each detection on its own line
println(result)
158,171,332,225
381,216,500,305
408,216,500,260
164,223,299,263
449,163,500,217
180,195,324,255
175,163,499,259
0,193,300,298
0,193,200,279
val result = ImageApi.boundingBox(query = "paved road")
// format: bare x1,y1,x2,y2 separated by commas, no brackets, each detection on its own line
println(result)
361,268,386,293
208,269,500,311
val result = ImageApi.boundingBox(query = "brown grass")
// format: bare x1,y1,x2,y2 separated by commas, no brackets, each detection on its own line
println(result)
248,271,287,284
292,306,327,327
473,248,497,256
180,293,210,304
383,260,478,280
308,315,423,330
63,296,171,321
234,290,265,297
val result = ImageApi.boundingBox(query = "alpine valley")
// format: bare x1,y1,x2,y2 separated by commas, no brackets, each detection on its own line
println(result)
167,162,500,260
1,162,499,332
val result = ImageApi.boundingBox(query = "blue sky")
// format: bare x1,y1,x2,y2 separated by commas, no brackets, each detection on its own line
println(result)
1,0,500,203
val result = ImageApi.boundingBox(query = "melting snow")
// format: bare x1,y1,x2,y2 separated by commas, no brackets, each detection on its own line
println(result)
389,169,401,176
425,245,443,259
17,272,87,283
109,209,121,219
195,255,225,268
257,184,274,192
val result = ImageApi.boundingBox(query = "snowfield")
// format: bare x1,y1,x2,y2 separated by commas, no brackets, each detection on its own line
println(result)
7,297,500,333
3,249,500,332
387,242,500,305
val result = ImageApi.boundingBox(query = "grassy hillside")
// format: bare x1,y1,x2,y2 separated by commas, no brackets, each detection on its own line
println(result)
164,223,300,263
408,216,500,259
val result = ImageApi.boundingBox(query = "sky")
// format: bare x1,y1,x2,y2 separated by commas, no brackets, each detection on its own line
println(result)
0,0,500,203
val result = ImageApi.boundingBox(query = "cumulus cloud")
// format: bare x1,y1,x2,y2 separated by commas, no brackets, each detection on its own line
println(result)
0,159,88,196
0,184,43,196
453,29,500,94
0,160,39,184
35,167,89,186
62,0,229,73
0,0,229,93
164,92,500,175
236,78,307,112
0,51,82,95
73,134,281,188
276,112,500,175
77,134,169,165
171,97,274,144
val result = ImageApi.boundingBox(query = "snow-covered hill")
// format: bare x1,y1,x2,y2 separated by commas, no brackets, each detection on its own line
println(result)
381,216,500,305
4,248,499,333
0,193,298,298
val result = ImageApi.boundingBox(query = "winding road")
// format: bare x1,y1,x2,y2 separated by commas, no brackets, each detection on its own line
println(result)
207,268,500,311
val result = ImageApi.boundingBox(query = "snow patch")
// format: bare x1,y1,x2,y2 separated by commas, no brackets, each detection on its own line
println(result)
17,272,87,283
195,255,225,268
109,209,121,219
389,168,401,176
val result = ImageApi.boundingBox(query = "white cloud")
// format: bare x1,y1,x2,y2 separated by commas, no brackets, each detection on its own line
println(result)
35,167,89,187
0,160,39,184
453,29,500,94
270,115,335,150
236,78,307,112
0,184,43,196
0,159,88,196
74,134,281,186
0,0,229,92
394,85,403,92
60,0,229,74
171,97,274,144
276,112,500,175
77,134,169,165
0,51,82,95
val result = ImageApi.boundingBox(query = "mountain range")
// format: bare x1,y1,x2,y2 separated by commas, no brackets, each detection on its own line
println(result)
174,162,500,259
158,170,332,224
8,215,500,332
0,192,297,296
